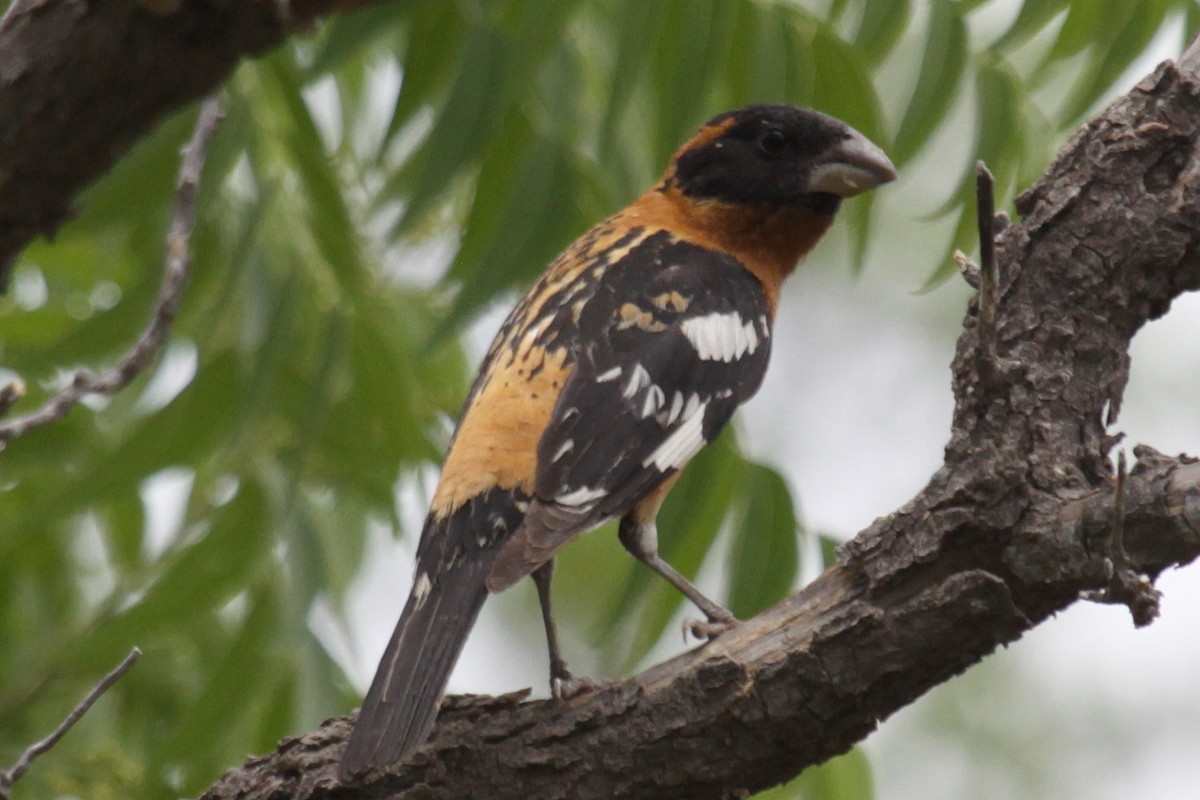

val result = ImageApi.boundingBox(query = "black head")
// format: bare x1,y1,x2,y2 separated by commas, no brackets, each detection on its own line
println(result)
667,104,897,214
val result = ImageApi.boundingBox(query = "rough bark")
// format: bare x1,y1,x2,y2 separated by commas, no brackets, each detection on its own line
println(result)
0,0,379,287
193,54,1200,800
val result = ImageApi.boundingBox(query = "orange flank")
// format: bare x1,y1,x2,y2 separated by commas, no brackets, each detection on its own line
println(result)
430,343,569,519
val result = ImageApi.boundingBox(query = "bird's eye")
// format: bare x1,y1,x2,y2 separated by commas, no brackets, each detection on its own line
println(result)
757,128,787,156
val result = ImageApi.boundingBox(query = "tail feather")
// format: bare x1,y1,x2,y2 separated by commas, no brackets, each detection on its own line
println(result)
339,561,489,780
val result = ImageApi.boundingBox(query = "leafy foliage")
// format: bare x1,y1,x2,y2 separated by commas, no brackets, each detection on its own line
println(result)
0,1,1189,797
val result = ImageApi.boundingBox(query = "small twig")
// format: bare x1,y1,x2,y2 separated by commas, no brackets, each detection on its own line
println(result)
0,94,224,449
0,648,142,799
0,379,24,417
975,161,998,369
1112,449,1128,568
1084,450,1163,626
953,250,981,289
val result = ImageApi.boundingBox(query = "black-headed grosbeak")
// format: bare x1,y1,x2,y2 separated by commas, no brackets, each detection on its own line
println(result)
340,104,896,779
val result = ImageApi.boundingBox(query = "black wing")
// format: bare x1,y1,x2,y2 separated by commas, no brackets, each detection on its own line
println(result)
487,233,772,589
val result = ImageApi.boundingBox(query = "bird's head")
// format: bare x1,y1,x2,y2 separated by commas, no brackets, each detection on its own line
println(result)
640,104,896,313
663,104,897,215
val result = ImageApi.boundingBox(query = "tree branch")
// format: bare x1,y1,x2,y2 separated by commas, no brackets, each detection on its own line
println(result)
0,648,141,800
0,0,382,288
193,56,1200,800
0,95,223,449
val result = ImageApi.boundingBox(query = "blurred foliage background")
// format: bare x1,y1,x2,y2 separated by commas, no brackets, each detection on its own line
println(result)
1,1,1196,798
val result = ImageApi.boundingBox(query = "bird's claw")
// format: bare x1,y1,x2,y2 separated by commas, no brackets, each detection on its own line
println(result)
552,673,605,700
684,615,738,642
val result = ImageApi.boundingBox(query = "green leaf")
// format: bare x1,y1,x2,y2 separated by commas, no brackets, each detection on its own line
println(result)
147,582,281,789
927,50,1023,226
752,747,874,800
68,111,192,243
1056,0,1171,125
1041,0,1112,65
798,747,875,800
20,264,159,365
387,22,510,235
809,23,885,146
827,0,851,25
259,57,367,298
818,534,842,570
991,0,1071,51
725,2,790,105
72,479,272,673
726,464,800,619
299,490,370,603
438,118,582,334
102,489,147,575
379,3,468,155
4,349,244,549
598,0,667,163
497,0,585,89
307,3,409,78
853,0,911,65
974,54,1024,180
648,0,745,168
921,197,983,289
891,0,967,165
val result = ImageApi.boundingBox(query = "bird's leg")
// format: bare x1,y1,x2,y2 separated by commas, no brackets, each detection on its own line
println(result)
531,560,601,699
617,517,738,641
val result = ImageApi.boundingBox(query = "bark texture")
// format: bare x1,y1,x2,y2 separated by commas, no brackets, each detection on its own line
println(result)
195,57,1200,800
0,0,376,287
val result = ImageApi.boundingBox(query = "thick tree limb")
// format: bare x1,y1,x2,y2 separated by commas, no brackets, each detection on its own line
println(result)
0,0,380,287
195,57,1200,800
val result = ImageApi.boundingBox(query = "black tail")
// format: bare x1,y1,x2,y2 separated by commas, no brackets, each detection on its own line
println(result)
339,561,489,781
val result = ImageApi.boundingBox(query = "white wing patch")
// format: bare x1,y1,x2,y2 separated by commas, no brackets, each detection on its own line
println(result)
681,312,761,362
622,363,652,399
640,384,665,419
643,401,708,470
551,439,574,462
555,485,607,507
657,391,685,426
596,366,622,382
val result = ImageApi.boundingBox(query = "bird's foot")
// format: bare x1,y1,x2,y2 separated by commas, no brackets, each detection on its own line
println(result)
685,612,738,642
551,672,605,700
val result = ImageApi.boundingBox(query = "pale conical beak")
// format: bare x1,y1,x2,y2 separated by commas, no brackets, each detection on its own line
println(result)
807,129,898,198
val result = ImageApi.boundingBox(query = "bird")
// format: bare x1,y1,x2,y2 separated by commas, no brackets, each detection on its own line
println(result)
339,103,897,780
